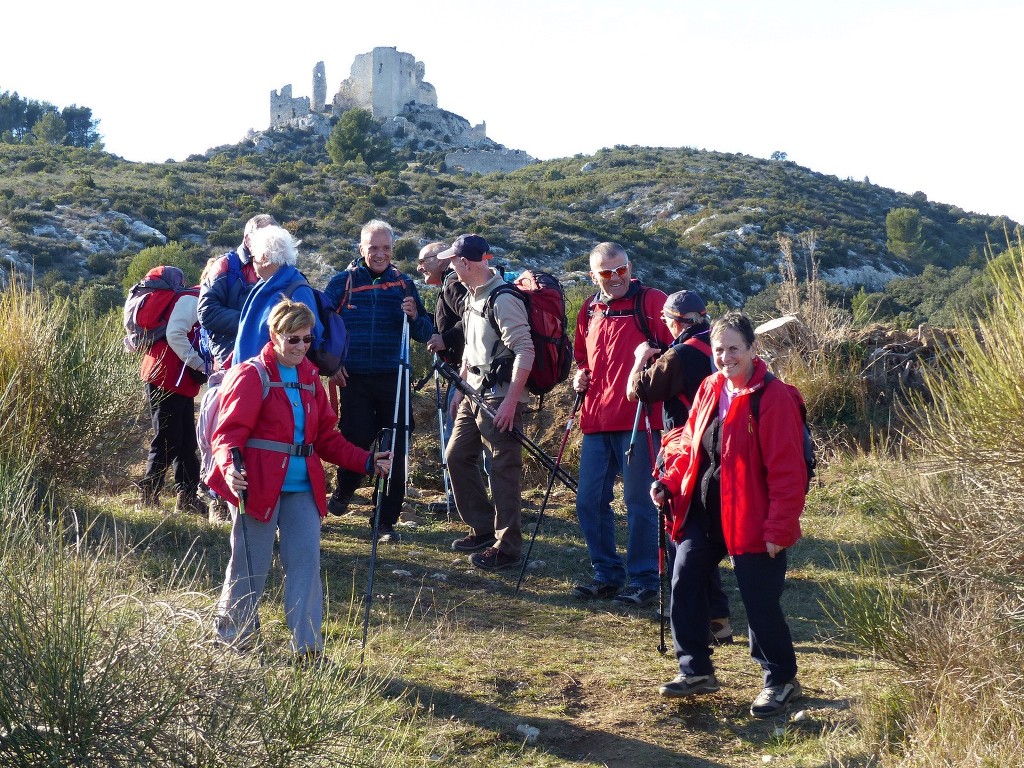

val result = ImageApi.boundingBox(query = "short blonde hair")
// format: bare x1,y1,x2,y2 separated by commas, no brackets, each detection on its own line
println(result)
268,299,315,336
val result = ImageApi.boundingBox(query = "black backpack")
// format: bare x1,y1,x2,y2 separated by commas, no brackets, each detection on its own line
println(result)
749,373,817,492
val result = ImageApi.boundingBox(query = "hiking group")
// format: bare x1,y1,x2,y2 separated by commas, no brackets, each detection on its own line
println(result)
125,215,809,715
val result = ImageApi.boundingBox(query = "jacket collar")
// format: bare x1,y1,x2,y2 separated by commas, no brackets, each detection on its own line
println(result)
713,357,770,397
594,277,644,305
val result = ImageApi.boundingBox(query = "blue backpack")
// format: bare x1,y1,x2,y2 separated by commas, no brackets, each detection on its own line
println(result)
282,276,349,377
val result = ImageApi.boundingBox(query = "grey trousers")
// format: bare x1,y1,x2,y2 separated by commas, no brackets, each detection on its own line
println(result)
215,491,323,654
446,396,523,557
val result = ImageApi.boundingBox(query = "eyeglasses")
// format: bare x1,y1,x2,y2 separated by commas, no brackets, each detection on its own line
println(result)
283,335,314,346
595,263,629,280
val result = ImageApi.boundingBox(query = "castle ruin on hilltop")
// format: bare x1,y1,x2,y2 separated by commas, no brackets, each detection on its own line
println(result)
268,47,535,174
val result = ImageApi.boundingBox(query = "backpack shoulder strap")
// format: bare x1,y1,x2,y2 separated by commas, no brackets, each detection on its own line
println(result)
749,372,776,422
632,287,657,345
249,357,315,401
281,275,310,300
483,283,525,335
681,336,712,357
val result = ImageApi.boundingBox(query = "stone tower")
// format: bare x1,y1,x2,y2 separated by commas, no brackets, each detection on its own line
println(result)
333,47,438,119
312,61,326,113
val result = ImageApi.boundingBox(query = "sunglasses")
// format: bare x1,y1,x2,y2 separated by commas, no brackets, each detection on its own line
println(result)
282,334,314,346
595,264,629,280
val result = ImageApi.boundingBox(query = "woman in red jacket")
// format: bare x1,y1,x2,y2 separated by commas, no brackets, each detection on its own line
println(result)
651,312,807,718
206,300,391,659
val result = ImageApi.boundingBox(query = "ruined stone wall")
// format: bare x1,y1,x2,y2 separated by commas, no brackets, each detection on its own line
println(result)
444,149,537,175
270,85,311,128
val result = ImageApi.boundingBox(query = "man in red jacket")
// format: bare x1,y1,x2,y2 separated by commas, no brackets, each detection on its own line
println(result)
571,242,674,606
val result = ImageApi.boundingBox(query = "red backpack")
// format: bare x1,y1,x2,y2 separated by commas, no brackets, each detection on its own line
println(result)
123,266,192,352
483,270,573,400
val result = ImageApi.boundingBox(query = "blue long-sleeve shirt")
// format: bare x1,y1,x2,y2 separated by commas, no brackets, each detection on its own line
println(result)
323,260,433,375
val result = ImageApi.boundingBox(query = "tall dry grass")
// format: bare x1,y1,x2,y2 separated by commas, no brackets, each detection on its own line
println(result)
760,231,871,452
828,232,1024,766
0,282,420,765
0,281,140,489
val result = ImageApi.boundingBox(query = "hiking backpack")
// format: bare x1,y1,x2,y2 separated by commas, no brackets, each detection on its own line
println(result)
198,357,317,489
483,270,573,399
749,372,817,492
124,265,190,352
282,276,350,377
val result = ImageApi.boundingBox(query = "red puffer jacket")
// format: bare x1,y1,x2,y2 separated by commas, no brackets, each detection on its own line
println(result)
574,281,674,434
206,343,371,521
659,358,806,555
140,291,202,398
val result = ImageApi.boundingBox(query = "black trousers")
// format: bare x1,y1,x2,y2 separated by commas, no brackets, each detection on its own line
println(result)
333,371,413,528
141,384,199,497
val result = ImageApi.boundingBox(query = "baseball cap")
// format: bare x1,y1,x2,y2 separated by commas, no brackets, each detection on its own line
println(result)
663,290,707,319
437,234,490,262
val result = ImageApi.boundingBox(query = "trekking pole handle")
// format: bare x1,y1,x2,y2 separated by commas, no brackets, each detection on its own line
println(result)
230,447,248,509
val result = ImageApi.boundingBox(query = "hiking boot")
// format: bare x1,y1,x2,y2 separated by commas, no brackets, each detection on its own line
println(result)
208,497,231,525
571,580,620,600
427,495,457,517
659,673,720,698
138,483,159,509
378,526,402,544
175,489,206,515
709,618,734,645
469,547,521,571
613,585,659,607
750,679,802,718
452,532,497,552
327,494,350,516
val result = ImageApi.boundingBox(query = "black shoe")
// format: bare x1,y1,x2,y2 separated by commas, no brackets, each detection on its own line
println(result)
750,679,802,718
612,586,659,607
452,532,497,552
571,580,620,600
327,494,350,516
469,547,521,571
658,673,720,698
378,526,402,544
175,489,206,515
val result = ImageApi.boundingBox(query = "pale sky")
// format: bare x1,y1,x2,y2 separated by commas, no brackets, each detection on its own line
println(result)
4,0,1022,224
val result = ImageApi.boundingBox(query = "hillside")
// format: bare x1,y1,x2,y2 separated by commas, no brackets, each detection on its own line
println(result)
0,136,1015,308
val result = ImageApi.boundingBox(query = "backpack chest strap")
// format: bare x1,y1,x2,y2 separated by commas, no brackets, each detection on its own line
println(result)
245,439,314,457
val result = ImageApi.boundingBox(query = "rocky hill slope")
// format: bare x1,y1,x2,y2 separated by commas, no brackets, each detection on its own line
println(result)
0,139,1015,305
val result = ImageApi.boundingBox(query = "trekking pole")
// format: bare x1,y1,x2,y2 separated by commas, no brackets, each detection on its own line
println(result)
432,359,578,492
639,402,668,654
514,391,584,595
433,354,454,521
386,317,409,497
401,317,412,495
657,499,669,654
229,448,257,625
361,428,392,665
625,399,644,465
